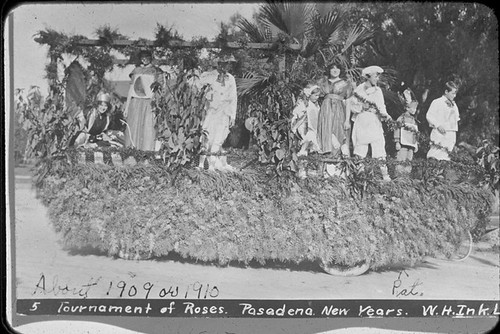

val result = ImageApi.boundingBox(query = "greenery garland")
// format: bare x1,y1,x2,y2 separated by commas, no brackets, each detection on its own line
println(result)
351,90,460,160
352,91,384,116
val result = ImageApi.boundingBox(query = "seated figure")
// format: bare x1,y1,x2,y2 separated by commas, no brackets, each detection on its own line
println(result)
72,93,124,148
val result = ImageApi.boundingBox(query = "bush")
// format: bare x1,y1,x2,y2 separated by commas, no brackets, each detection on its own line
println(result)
36,149,494,270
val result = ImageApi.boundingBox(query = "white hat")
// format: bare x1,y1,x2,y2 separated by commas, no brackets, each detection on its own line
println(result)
97,93,111,103
362,66,384,77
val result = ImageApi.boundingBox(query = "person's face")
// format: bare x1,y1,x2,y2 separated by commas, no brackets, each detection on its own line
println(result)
309,90,320,103
141,56,152,65
444,88,458,102
407,102,418,115
217,62,228,73
98,102,108,114
366,73,380,86
329,66,340,78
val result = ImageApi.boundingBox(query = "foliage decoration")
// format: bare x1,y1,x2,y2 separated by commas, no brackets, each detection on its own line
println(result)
236,1,377,174
151,71,209,169
19,89,79,162
346,2,498,146
474,140,499,192
36,151,494,268
95,25,128,47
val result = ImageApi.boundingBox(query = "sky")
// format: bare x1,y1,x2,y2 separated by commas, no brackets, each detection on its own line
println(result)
4,2,260,96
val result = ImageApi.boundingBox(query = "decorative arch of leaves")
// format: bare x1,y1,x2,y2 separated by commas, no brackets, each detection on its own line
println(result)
28,21,499,191
30,25,225,171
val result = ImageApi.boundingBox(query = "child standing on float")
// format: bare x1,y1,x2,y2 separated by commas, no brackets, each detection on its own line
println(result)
290,84,321,178
426,81,460,161
291,84,321,157
394,83,419,176
349,65,393,181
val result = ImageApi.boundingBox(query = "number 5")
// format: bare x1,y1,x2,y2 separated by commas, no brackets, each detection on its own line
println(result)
29,302,40,311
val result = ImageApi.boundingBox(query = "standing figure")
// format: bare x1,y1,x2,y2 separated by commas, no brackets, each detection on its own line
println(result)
394,84,419,176
317,64,353,156
426,81,460,161
349,65,392,181
124,49,164,151
291,84,321,157
196,55,238,171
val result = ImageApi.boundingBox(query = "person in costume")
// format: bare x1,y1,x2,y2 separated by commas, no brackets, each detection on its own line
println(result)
72,92,123,147
394,83,419,176
317,64,353,157
123,49,164,151
426,81,460,161
349,65,392,181
196,55,238,171
291,84,321,157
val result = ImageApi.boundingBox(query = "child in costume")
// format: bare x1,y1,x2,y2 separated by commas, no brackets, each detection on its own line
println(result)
349,65,393,181
394,83,419,176
426,81,460,161
291,84,321,157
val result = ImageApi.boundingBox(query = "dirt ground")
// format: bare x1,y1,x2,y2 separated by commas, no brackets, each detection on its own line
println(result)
9,165,500,333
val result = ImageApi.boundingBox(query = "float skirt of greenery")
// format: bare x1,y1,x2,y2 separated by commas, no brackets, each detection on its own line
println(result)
36,150,493,270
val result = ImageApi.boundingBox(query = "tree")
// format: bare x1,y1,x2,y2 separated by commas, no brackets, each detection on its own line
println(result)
346,2,499,147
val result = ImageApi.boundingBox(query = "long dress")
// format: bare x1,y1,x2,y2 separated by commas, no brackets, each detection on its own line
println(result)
197,69,237,153
317,78,352,155
124,65,163,151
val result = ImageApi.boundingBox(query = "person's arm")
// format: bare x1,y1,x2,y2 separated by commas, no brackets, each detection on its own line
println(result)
349,86,363,115
225,75,238,127
75,108,86,131
375,88,391,120
291,101,306,133
85,109,97,133
343,81,354,130
344,102,352,131
454,105,460,128
426,99,446,134
426,100,438,128
316,78,327,97
123,69,138,118
394,116,402,150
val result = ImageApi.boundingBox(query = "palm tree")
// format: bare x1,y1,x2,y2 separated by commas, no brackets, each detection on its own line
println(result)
236,1,375,97
233,2,379,171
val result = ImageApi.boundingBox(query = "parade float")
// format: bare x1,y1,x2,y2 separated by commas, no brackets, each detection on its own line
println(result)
18,16,497,276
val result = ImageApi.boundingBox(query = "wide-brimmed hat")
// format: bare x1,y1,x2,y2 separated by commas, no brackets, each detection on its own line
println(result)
362,65,384,77
97,93,111,103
